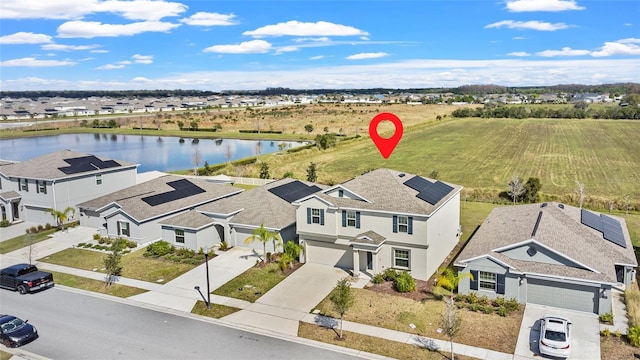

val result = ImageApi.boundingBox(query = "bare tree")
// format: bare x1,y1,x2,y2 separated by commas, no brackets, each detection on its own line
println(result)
608,199,616,214
192,146,202,176
575,181,586,208
225,143,233,164
507,175,525,205
439,296,462,360
623,195,632,215
24,233,35,264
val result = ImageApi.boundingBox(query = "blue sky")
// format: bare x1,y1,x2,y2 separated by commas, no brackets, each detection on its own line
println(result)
1,0,638,91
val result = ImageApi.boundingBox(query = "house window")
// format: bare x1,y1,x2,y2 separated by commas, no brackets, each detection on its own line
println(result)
96,174,102,185
117,221,130,237
394,249,410,269
479,271,496,291
19,178,28,192
36,180,47,194
307,208,324,225
346,211,356,227
338,189,344,197
393,215,413,234
175,229,185,244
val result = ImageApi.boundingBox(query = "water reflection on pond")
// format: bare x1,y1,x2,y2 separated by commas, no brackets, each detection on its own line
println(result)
0,134,305,173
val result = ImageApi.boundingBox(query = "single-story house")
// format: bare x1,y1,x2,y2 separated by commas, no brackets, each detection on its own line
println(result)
294,168,463,281
455,202,637,315
160,178,323,253
0,150,138,224
77,175,241,245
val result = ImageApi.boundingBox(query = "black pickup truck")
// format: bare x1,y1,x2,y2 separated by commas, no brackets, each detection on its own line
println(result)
0,264,54,294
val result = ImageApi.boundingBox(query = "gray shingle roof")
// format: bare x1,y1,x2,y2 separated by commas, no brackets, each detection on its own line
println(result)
159,210,214,229
354,230,386,245
77,175,241,222
314,168,462,215
456,202,637,283
0,149,137,180
0,191,21,201
197,178,324,229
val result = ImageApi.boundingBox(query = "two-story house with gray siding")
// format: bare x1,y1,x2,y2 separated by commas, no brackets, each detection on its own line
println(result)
0,150,137,224
294,168,462,281
77,175,241,245
455,202,637,315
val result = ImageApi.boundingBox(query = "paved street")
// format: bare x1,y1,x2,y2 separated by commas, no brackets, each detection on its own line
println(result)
0,287,366,360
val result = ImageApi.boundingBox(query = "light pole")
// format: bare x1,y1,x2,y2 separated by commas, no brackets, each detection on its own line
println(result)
204,252,211,308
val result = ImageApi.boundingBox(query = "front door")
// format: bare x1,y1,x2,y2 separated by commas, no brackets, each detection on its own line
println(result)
11,202,19,220
366,252,373,271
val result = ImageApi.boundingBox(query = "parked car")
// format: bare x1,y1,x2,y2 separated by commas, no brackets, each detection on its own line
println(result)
0,264,54,294
539,315,571,358
0,315,38,347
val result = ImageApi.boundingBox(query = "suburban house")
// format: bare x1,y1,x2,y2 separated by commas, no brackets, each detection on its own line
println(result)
455,202,637,315
161,178,323,253
0,150,138,224
294,168,463,281
77,175,241,245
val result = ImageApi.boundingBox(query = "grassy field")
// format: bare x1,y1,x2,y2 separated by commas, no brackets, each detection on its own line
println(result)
39,248,198,283
49,271,147,298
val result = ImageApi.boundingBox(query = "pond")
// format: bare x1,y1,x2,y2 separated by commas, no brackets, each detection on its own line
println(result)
0,134,305,173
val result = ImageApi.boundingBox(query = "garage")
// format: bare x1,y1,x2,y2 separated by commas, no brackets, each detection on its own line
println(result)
526,278,599,314
305,240,353,269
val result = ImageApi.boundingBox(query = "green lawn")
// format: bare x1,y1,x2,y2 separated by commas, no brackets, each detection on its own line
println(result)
39,248,199,283
460,201,502,243
191,300,241,318
0,228,58,254
49,271,147,298
212,262,292,303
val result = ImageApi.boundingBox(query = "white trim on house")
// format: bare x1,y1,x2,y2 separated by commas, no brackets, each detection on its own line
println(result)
322,184,373,203
524,272,615,287
455,254,516,269
292,194,336,207
492,238,601,274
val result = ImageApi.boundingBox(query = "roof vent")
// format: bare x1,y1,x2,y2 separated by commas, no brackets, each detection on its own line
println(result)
558,203,565,209
398,173,406,178
541,203,548,208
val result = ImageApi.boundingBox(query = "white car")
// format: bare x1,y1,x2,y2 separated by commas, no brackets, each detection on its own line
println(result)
539,315,572,358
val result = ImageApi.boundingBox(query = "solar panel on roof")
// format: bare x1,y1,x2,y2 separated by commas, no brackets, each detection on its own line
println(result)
601,214,626,248
416,181,454,205
403,176,432,192
142,179,205,206
267,181,320,203
581,209,602,232
58,155,121,175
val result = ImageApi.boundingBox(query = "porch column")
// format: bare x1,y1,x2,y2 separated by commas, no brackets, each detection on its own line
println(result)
352,248,360,277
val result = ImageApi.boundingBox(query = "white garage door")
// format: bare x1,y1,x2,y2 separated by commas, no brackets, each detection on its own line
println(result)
305,240,353,269
527,278,599,314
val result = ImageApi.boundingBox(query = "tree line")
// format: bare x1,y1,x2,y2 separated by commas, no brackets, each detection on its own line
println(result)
452,102,640,120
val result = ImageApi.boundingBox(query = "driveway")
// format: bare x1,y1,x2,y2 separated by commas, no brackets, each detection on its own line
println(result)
514,303,600,360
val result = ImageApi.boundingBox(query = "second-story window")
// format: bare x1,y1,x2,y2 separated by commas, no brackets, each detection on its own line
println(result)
342,210,360,228
36,180,47,194
19,178,28,192
393,215,413,234
96,174,102,185
307,208,325,225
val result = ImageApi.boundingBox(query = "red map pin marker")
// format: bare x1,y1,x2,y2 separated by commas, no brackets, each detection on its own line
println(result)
369,112,403,159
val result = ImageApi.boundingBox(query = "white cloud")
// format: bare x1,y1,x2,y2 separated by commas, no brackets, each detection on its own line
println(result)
116,60,132,65
0,57,76,67
508,51,531,57
96,63,126,70
41,43,100,51
624,23,633,27
274,46,299,54
0,32,52,44
243,20,368,37
485,20,570,31
180,12,237,26
591,40,640,57
91,49,109,53
132,76,153,82
132,54,153,64
346,52,389,60
505,0,585,12
512,36,527,40
0,0,187,20
294,37,331,43
536,47,590,57
203,40,272,54
57,20,180,38
310,55,325,60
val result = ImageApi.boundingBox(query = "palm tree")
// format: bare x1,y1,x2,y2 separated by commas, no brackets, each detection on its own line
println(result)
45,206,75,231
435,267,473,301
245,224,281,264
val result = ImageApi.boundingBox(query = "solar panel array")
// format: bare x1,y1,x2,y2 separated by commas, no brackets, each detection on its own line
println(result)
142,179,206,206
403,176,453,205
580,209,626,248
58,155,121,175
268,180,321,203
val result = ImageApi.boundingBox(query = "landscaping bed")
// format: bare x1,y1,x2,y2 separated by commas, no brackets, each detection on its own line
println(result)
601,335,640,360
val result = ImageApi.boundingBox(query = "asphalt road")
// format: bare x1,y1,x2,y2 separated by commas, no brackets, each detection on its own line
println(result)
0,287,365,360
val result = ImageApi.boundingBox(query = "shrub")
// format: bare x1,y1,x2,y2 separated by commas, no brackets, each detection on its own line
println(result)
382,268,398,281
394,271,416,293
497,305,508,317
625,286,640,328
371,274,385,284
37,224,44,232
219,241,229,251
126,240,137,248
283,241,301,261
600,328,611,337
29,226,37,234
98,237,106,244
77,243,87,247
614,330,622,337
145,241,175,257
477,295,490,306
198,247,204,255
493,297,506,307
505,298,520,312
468,304,480,312
599,312,614,324
628,326,640,347
479,305,494,314
93,233,101,240
467,292,479,305
45,223,52,230
0,219,9,227
455,294,468,303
